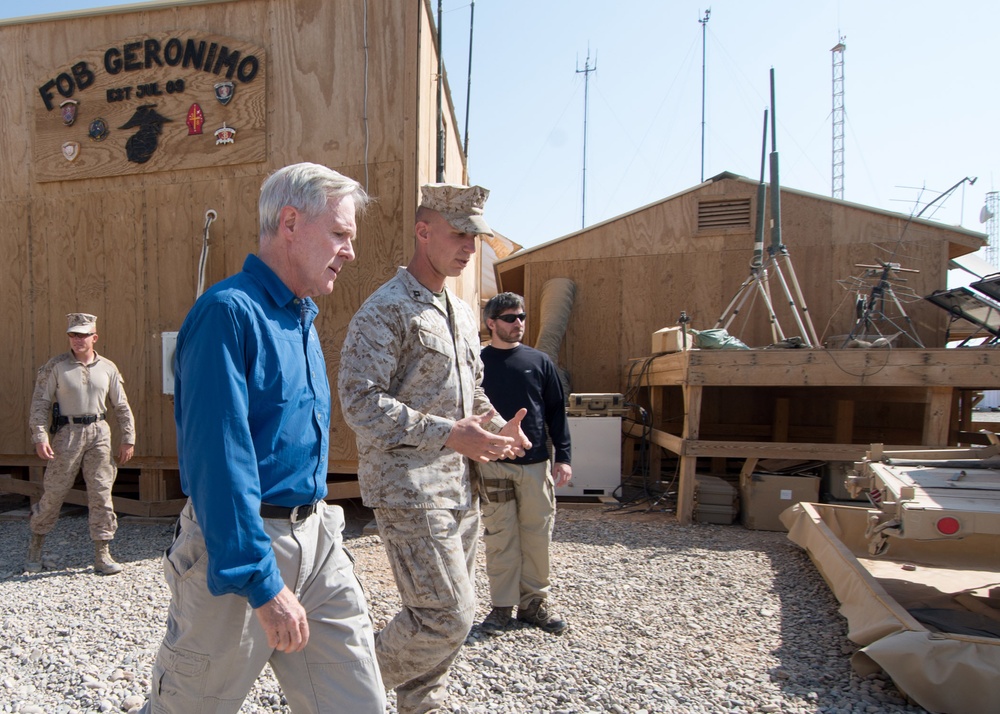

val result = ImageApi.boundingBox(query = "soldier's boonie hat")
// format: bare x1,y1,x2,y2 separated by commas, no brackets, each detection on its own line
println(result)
419,184,494,236
66,312,97,334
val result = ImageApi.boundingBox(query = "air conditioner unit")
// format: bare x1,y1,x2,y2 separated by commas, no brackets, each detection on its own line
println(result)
556,416,621,498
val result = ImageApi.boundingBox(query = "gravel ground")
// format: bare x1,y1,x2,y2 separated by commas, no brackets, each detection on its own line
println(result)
0,500,930,714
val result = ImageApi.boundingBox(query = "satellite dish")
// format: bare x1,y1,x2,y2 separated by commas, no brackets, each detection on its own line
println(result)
981,205,994,224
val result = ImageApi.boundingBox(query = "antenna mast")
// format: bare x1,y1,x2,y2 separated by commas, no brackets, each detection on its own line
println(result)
463,0,475,162
435,0,445,182
699,9,711,182
576,49,597,229
986,191,999,267
831,37,846,199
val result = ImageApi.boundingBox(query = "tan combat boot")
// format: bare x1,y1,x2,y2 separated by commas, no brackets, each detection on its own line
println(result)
26,533,45,573
94,540,123,575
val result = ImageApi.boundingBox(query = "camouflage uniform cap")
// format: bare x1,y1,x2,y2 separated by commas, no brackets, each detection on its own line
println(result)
419,183,494,236
66,312,97,334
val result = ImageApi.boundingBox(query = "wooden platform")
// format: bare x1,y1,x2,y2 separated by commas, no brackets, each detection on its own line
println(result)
0,455,361,518
623,347,1000,525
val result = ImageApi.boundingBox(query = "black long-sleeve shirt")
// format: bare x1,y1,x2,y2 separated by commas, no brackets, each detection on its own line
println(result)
480,344,571,466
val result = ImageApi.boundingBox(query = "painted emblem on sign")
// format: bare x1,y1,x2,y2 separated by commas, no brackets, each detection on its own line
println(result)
214,81,235,105
119,104,172,164
88,117,109,142
60,99,79,126
186,104,205,135
61,141,80,161
214,123,236,145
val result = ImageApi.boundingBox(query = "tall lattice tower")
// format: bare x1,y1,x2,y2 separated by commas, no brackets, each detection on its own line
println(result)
831,37,846,200
985,191,1000,266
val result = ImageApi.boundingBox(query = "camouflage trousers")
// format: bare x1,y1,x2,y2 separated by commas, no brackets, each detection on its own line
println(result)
373,504,479,714
31,421,117,541
479,460,556,609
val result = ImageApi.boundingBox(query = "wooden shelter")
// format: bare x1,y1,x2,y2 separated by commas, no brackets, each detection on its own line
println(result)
0,0,479,515
493,172,1000,524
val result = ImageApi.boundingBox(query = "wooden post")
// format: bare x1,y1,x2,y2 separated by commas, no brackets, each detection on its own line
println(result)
29,465,45,507
923,387,952,447
648,384,663,483
835,399,854,444
139,469,168,503
677,384,703,525
772,397,790,441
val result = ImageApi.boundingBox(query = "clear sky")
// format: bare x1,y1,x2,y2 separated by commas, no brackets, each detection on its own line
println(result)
6,0,999,251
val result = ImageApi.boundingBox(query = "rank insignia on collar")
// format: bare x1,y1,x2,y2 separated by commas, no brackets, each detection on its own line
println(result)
214,81,235,105
88,117,109,142
186,103,205,135
61,141,80,161
60,99,79,126
214,123,236,145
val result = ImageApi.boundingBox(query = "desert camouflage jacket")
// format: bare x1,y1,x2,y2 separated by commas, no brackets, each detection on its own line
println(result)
28,351,135,446
339,267,503,509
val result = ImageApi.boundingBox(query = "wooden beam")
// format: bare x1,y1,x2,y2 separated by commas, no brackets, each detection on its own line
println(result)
623,422,684,455
326,480,362,500
684,440,870,461
629,349,1000,388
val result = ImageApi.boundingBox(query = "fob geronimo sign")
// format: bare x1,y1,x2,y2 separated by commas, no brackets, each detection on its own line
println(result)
34,31,266,182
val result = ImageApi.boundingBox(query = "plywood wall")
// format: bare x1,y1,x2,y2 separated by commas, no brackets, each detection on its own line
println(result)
0,0,469,471
496,176,985,396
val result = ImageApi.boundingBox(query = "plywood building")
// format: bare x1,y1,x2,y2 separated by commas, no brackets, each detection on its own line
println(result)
0,0,478,514
496,172,987,387
493,172,1000,523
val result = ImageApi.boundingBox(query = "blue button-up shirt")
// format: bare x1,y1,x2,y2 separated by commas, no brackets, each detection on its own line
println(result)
174,254,329,607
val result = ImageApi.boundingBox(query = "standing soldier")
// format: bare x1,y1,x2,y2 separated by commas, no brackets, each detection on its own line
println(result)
26,312,135,575
339,183,530,714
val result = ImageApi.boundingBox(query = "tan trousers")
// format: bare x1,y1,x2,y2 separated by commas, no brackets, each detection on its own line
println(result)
141,500,384,714
373,504,479,714
30,421,117,541
479,460,555,609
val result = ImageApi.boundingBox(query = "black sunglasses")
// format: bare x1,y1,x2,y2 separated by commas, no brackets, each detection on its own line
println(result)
494,313,526,323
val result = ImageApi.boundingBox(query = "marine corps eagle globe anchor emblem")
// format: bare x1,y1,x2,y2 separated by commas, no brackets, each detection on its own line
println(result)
119,104,172,164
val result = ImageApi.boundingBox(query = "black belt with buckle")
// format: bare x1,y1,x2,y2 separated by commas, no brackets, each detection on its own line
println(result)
260,502,318,523
58,413,106,426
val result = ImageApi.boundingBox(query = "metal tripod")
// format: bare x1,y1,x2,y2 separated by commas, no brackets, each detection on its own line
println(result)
717,244,820,347
715,73,820,348
843,259,924,347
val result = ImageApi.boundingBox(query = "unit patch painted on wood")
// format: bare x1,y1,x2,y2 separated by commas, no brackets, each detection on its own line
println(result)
33,31,266,182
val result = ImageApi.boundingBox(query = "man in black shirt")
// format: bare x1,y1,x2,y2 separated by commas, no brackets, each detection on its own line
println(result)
478,292,571,635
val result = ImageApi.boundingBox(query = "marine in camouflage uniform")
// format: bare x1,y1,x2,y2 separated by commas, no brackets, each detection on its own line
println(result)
339,184,530,714
27,312,135,575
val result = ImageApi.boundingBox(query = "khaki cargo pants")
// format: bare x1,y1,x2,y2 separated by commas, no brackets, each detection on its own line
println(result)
141,500,384,714
30,421,117,541
479,459,556,609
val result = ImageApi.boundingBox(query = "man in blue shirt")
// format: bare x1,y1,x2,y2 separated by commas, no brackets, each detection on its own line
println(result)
140,163,384,714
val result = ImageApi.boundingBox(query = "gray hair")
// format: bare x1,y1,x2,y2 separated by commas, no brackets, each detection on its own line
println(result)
483,292,525,322
259,162,371,240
